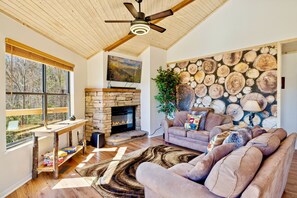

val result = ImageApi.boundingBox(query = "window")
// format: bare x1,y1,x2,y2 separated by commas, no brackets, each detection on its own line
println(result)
5,39,73,149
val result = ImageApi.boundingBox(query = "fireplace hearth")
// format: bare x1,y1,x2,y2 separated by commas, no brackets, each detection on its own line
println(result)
111,106,136,134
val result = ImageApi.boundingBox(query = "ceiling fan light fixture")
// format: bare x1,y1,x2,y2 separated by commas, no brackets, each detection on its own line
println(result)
130,23,150,35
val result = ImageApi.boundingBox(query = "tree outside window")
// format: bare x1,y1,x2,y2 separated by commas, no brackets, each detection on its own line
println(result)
5,54,70,148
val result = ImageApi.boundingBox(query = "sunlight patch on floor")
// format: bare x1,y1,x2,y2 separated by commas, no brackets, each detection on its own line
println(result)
83,153,95,163
77,163,85,168
52,177,96,189
97,147,127,185
92,147,117,152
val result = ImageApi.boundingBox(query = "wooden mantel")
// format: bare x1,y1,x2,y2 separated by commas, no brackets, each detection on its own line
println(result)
85,88,141,93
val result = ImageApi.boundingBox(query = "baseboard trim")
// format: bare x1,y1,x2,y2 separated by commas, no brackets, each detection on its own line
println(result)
148,132,163,138
0,174,31,198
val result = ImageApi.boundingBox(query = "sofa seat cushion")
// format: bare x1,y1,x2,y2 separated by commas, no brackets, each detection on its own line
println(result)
187,143,236,182
168,163,194,178
246,133,280,156
168,127,187,137
205,112,224,131
205,146,263,198
187,130,209,142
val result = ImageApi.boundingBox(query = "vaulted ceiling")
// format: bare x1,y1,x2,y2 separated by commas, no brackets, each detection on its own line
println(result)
0,0,227,58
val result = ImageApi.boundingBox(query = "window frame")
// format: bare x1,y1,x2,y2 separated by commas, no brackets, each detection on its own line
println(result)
6,60,71,149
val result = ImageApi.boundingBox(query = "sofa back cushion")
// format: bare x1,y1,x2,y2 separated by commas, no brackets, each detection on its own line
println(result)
252,125,267,138
268,128,287,141
220,114,233,124
205,112,224,131
173,111,188,127
187,143,236,182
205,146,263,197
246,133,280,156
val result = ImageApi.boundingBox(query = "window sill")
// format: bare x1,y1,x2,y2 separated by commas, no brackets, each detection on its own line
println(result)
5,136,49,154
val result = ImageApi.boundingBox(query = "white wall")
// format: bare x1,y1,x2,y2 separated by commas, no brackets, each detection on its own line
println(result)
281,53,297,136
87,51,141,89
139,47,166,135
87,51,104,88
140,48,151,131
149,47,166,136
0,13,87,197
167,0,297,63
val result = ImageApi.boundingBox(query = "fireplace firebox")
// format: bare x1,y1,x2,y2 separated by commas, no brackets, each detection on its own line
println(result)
111,106,136,134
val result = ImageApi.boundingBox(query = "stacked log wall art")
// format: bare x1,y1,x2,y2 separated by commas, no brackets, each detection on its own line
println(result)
169,45,278,128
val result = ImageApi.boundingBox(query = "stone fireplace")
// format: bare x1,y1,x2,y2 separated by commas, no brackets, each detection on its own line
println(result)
85,88,141,140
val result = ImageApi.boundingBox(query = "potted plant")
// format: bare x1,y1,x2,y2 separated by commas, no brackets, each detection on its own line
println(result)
152,66,180,119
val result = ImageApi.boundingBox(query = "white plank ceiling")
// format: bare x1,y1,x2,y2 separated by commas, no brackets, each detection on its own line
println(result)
0,0,227,58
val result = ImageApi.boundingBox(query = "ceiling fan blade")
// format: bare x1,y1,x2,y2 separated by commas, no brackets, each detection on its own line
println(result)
149,23,166,33
145,9,173,21
124,3,138,18
105,20,132,23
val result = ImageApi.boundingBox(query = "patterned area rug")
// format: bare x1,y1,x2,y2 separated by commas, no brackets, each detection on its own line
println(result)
76,145,198,198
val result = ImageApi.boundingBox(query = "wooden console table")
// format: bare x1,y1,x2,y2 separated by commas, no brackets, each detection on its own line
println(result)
30,119,87,179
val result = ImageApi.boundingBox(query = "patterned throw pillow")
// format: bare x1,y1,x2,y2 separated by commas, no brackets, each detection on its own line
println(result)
207,131,231,153
184,114,202,130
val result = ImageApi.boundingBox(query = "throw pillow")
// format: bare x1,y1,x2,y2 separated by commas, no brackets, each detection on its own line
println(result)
207,131,231,152
252,126,267,138
184,114,202,130
187,143,236,182
246,133,280,156
205,112,224,131
205,146,263,197
173,111,188,127
223,129,251,148
191,110,210,131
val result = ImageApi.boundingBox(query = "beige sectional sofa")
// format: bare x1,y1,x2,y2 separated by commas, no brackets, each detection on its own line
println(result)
136,129,296,198
162,107,233,152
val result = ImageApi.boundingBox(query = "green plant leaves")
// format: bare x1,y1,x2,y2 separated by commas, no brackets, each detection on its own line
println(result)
152,67,180,115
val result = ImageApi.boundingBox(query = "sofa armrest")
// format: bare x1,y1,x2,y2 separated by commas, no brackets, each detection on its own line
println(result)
209,123,234,139
162,119,173,142
136,162,219,198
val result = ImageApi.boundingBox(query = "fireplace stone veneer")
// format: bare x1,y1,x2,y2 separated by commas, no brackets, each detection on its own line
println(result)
85,88,141,140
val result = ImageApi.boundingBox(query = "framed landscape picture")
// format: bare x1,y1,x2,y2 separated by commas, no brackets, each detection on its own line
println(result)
107,55,142,83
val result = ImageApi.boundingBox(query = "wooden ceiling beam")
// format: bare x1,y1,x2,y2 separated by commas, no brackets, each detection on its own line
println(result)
103,0,195,52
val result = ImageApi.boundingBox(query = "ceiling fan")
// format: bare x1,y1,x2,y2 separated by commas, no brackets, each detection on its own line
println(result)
105,0,173,35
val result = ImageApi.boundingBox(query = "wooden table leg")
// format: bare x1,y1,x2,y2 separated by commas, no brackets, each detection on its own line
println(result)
53,133,59,179
32,133,39,179
69,131,72,147
83,124,86,154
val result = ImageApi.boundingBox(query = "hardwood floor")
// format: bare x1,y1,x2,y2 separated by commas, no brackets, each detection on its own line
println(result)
7,136,297,198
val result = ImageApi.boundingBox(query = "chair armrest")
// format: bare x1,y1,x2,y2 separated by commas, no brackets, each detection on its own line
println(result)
162,119,173,142
136,162,219,198
209,123,234,139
